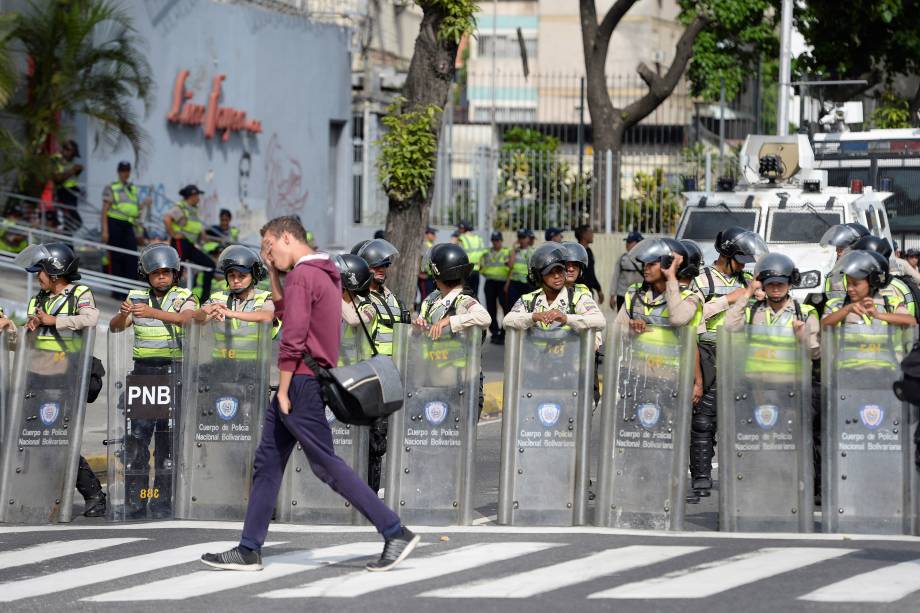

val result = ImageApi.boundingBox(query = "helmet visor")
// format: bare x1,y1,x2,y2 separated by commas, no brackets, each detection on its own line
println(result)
730,232,769,264
820,225,861,248
14,244,52,273
831,250,879,280
629,238,671,264
140,246,178,275
358,238,400,266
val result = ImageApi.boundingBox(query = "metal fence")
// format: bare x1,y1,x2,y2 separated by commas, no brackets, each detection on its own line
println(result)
426,145,731,236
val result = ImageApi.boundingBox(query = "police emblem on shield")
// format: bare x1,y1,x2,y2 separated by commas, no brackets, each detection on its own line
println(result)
537,403,561,427
215,396,239,421
39,402,60,426
324,406,336,424
859,404,884,430
636,403,660,429
754,404,779,429
424,401,449,425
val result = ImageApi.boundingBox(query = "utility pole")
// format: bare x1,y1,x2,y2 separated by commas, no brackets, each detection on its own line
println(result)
777,0,793,136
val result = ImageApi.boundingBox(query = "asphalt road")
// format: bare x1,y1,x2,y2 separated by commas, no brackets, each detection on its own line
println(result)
2,521,920,612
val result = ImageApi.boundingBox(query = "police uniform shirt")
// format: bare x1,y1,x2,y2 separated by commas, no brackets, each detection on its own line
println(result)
124,289,198,325
615,279,704,332
204,291,275,314
724,296,821,360
825,294,909,326
31,284,98,374
424,287,491,332
892,257,920,284
342,298,376,327
694,267,750,323
504,287,606,331
614,252,643,297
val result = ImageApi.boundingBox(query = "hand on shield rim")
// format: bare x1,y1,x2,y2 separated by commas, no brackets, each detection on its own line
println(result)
629,318,647,334
0,317,14,333
428,317,451,340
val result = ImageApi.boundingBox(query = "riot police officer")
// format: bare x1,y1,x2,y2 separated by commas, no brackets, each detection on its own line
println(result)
503,243,606,332
334,254,378,375
16,242,105,517
691,226,768,500
821,250,914,329
356,238,408,493
506,228,535,313
456,220,486,297
480,231,511,344
109,244,199,518
849,235,920,322
819,222,870,301
196,245,275,331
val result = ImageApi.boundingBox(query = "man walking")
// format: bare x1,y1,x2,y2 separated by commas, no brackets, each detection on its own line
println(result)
202,216,418,572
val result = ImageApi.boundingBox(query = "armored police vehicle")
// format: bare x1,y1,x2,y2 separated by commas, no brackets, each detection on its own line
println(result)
676,134,894,304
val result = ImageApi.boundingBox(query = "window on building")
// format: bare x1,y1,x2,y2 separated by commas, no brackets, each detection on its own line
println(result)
477,34,537,60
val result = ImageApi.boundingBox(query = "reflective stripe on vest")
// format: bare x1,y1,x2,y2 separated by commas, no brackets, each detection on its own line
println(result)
170,201,203,241
698,267,749,343
52,154,79,189
480,248,510,280
625,284,702,329
624,284,697,369
128,286,192,359
369,289,402,356
739,311,811,375
510,247,533,283
27,285,91,353
106,181,140,222
209,290,270,360
835,322,900,370
824,273,847,301
458,233,487,265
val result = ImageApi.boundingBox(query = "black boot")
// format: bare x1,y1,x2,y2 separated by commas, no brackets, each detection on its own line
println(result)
76,456,107,516
83,493,107,517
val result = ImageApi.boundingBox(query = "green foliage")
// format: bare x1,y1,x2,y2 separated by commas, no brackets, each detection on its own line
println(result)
377,98,442,203
796,0,920,93
492,128,591,231
680,0,779,102
1,0,153,195
872,90,912,129
417,0,479,43
621,169,683,233
0,12,16,108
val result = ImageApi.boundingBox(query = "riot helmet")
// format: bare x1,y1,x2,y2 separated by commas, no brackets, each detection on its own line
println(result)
629,238,686,272
217,245,266,293
138,244,181,279
561,241,589,268
350,239,371,256
333,253,373,295
679,239,704,278
831,249,891,293
851,235,893,259
753,252,801,287
358,238,399,268
15,242,80,280
820,222,870,248
715,226,769,264
528,243,569,286
428,243,472,282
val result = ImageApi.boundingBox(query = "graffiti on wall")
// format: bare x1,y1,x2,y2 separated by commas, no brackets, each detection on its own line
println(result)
264,133,309,218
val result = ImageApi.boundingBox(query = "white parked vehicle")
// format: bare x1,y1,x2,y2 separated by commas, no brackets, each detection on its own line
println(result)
676,134,893,304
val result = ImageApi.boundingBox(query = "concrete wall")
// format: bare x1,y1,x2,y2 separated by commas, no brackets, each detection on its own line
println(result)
81,0,352,245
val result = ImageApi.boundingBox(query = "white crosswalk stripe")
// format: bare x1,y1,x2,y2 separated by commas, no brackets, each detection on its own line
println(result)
0,540,243,602
258,542,556,599
420,545,705,599
0,538,144,570
799,559,920,603
83,542,381,602
589,547,855,599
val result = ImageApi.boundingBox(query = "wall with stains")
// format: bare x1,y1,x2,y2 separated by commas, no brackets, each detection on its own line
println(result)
83,0,352,246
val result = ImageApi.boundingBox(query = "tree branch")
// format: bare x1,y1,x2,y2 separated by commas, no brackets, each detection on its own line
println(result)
597,0,641,44
621,15,708,128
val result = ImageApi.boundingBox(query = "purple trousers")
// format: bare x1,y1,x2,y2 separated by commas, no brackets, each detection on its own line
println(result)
240,375,402,551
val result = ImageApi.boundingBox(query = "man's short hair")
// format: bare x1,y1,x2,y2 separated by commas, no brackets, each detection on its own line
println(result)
574,224,591,241
220,208,232,219
260,215,308,243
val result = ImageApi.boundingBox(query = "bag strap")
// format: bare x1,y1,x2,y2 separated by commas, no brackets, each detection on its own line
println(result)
347,289,379,357
567,286,576,315
704,268,715,301
149,288,182,352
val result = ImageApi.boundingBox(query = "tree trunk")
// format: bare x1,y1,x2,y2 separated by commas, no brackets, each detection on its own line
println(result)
383,7,460,309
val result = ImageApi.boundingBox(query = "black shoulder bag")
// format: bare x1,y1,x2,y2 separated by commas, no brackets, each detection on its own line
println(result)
300,290,403,425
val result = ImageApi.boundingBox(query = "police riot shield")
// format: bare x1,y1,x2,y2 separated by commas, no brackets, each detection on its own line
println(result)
717,326,814,532
0,327,95,523
594,323,694,531
498,327,593,526
385,324,481,525
822,324,918,534
0,330,9,444
105,327,182,521
276,328,371,524
174,321,271,520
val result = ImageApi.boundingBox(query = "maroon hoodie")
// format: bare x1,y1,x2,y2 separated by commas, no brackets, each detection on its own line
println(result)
275,253,342,375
